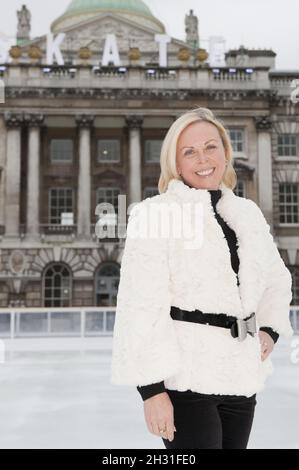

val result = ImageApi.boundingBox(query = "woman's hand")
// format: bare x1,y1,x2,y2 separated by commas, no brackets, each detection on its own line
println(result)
143,392,176,442
258,330,275,361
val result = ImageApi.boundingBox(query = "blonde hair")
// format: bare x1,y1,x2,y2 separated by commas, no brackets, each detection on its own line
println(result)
158,106,237,193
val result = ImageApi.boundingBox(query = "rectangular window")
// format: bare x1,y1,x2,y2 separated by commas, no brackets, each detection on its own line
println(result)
97,140,120,163
234,180,246,198
289,266,299,306
50,139,73,163
49,188,74,224
279,183,299,224
144,140,163,163
277,134,298,157
228,129,244,153
96,187,120,215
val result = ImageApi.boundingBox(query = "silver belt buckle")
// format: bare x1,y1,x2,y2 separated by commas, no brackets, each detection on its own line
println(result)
236,313,257,342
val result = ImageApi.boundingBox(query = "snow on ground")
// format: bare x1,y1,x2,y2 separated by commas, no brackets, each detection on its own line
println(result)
0,335,298,449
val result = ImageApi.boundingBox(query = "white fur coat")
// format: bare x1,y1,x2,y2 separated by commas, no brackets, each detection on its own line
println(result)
110,178,294,397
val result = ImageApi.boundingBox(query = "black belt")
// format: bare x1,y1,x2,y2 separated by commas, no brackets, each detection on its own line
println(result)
170,306,257,342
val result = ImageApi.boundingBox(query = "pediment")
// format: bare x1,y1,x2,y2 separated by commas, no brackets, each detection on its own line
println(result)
98,169,123,179
26,12,187,53
72,12,158,41
29,12,161,50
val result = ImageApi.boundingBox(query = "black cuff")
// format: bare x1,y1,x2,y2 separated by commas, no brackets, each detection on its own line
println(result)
259,326,279,344
136,381,166,401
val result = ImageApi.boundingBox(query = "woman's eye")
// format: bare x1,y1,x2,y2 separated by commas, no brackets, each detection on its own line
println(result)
184,149,193,155
207,145,216,150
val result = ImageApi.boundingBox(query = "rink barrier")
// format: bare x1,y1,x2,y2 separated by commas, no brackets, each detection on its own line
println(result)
0,307,116,338
0,307,298,339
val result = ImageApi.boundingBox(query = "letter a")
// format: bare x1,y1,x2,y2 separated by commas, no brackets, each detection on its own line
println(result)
102,34,121,67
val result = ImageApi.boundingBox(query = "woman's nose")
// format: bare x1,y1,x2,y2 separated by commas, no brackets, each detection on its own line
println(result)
195,149,208,162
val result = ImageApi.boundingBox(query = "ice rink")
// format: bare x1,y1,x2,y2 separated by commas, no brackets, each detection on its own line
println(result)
0,335,298,449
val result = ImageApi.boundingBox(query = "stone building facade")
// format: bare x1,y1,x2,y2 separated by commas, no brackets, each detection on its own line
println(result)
0,0,298,309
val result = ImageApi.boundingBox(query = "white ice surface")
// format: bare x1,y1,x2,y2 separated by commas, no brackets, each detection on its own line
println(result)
0,335,298,449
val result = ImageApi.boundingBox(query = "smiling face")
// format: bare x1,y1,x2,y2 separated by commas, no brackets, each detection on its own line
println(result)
176,120,227,190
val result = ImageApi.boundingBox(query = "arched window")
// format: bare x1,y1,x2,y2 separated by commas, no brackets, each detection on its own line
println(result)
43,263,72,307
95,262,120,306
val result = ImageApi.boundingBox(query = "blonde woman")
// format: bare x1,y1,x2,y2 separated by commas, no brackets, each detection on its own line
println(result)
110,107,293,449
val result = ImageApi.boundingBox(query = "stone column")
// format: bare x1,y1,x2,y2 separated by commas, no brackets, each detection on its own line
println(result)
0,116,6,233
255,116,273,231
24,113,44,238
75,115,94,238
126,115,143,205
4,112,23,237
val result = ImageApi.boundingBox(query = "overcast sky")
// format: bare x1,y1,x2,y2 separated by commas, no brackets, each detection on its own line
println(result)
1,0,298,70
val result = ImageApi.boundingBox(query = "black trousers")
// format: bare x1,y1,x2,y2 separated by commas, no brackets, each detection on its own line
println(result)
162,389,257,449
